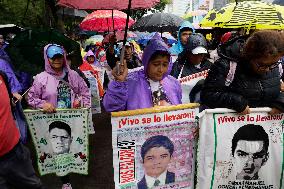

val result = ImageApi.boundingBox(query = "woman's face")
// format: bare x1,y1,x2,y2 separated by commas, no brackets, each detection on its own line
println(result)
250,54,282,74
87,56,95,63
49,55,64,72
147,55,169,82
188,53,205,65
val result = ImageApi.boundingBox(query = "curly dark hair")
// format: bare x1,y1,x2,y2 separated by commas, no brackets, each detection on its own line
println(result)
242,30,284,60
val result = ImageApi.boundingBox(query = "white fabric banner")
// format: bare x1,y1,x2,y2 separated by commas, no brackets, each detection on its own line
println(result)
112,105,199,189
24,109,89,176
82,71,101,114
196,108,284,189
178,70,208,103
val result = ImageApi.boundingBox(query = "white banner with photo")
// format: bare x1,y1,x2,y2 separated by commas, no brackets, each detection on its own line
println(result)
196,108,284,189
82,71,101,114
111,104,199,189
178,70,208,104
24,108,89,176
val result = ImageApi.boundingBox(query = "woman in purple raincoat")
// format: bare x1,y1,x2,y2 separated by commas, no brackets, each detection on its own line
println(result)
103,34,182,112
28,44,90,189
28,44,90,110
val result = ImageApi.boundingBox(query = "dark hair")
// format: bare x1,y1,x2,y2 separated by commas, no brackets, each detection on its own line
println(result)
49,121,71,136
232,124,269,156
180,27,193,34
242,30,284,60
149,51,170,62
141,135,174,162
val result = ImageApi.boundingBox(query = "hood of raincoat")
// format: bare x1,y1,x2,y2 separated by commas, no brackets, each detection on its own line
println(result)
44,44,70,75
217,35,248,62
142,33,172,80
84,50,95,61
170,21,195,55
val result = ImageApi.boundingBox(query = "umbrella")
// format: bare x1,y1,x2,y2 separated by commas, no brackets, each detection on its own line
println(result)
6,29,82,76
273,0,284,6
161,32,177,44
200,1,284,30
0,24,24,36
58,0,159,65
57,0,159,10
80,10,135,32
130,13,184,33
85,35,104,46
137,32,177,46
102,31,137,43
57,7,88,18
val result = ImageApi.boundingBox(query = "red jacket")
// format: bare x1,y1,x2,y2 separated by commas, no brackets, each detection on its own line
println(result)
79,60,104,97
0,74,20,156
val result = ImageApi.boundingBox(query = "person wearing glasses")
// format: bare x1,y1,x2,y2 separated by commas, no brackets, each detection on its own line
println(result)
201,30,284,115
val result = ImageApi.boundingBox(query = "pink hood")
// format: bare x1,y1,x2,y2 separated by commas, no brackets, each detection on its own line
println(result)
44,44,70,75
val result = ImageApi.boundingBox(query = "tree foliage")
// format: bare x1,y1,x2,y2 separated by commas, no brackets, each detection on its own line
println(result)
0,0,172,31
0,0,45,28
128,0,172,20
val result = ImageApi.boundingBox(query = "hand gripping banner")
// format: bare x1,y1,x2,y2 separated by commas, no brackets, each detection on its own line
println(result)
111,104,199,189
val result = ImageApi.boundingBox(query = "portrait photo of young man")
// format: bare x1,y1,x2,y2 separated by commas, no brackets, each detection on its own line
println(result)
48,121,72,155
231,124,269,180
138,135,175,189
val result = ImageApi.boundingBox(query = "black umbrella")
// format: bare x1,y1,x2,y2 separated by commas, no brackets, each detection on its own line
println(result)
273,0,284,6
57,7,88,18
0,24,24,37
130,13,184,33
6,28,82,76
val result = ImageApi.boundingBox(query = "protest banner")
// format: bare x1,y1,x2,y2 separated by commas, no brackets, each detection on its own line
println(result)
24,108,89,176
196,108,284,189
82,70,101,114
111,104,199,189
128,66,144,74
178,70,209,103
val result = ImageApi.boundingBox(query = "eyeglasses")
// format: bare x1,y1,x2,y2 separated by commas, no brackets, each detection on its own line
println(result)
254,61,280,70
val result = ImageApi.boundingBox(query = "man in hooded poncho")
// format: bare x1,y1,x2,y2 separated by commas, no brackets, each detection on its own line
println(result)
169,21,195,56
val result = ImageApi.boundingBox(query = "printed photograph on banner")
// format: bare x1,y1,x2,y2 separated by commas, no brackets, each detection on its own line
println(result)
49,120,72,155
198,111,283,189
112,108,198,189
178,70,208,103
24,109,89,176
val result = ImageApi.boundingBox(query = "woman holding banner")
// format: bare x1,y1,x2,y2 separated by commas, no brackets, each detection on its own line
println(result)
201,30,284,115
27,44,91,189
103,33,182,112
79,49,104,97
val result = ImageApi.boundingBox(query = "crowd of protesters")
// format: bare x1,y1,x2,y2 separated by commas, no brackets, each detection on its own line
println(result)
1,20,284,189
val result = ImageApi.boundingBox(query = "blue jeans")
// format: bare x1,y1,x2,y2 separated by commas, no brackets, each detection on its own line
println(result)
0,142,44,189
